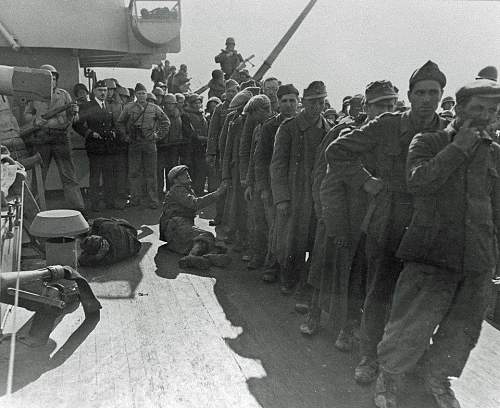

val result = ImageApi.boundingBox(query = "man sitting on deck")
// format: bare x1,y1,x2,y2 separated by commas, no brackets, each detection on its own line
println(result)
79,217,142,266
160,165,230,270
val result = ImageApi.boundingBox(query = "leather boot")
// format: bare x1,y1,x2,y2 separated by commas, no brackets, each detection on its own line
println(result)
424,375,461,408
374,371,400,408
178,255,210,270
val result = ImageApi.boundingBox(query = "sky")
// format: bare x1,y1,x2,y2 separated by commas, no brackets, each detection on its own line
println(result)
97,0,500,109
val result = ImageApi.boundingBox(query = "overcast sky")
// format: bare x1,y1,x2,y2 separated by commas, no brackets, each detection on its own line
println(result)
98,0,500,109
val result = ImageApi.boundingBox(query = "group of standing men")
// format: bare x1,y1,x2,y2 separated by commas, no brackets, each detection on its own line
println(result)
205,59,500,408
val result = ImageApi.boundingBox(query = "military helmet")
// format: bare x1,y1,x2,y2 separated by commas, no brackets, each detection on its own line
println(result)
81,235,104,255
40,64,59,79
168,165,189,184
164,93,177,104
117,86,130,97
104,78,117,89
152,87,165,96
146,92,157,102
226,37,235,45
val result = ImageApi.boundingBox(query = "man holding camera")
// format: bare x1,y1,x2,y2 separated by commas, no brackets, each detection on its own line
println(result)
118,83,170,209
74,80,124,211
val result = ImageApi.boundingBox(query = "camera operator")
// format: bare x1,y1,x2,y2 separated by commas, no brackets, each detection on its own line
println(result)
117,83,170,209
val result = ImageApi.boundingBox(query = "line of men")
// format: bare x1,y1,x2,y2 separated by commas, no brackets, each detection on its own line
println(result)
206,61,500,408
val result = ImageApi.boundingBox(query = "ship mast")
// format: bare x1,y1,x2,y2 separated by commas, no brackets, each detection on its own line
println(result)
252,0,317,82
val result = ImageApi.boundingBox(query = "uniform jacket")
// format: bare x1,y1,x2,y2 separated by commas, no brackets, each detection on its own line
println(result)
207,100,231,157
24,87,73,130
254,113,287,194
184,106,208,153
158,109,184,148
214,50,244,77
84,217,141,265
325,110,447,250
117,102,170,144
161,184,219,222
73,100,122,155
270,111,331,265
0,96,29,161
397,123,500,273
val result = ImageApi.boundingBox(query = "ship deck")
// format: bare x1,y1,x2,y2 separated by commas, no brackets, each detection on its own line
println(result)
1,205,499,408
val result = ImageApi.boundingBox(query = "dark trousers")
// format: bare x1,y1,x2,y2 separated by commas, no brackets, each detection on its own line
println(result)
359,235,403,358
157,146,180,196
378,262,491,377
88,153,127,207
248,191,268,262
128,142,158,205
208,161,224,223
191,148,209,195
35,140,84,210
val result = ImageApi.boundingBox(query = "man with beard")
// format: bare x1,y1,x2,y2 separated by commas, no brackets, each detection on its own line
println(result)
302,81,398,351
254,84,300,282
270,81,331,311
206,79,240,226
374,80,500,408
325,61,448,385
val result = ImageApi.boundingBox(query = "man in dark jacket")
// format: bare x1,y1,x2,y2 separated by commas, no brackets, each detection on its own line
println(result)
79,217,141,266
374,80,500,408
74,80,124,211
254,84,299,281
325,61,448,385
270,81,331,309
215,37,244,80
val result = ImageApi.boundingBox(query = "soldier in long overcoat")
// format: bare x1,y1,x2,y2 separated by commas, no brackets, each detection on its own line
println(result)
220,90,253,246
254,84,300,282
302,81,399,351
270,81,331,310
324,61,448,385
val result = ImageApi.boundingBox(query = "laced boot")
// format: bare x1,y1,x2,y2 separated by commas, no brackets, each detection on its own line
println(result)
424,375,461,408
178,255,211,270
299,306,321,335
203,253,232,268
355,356,379,384
374,371,400,408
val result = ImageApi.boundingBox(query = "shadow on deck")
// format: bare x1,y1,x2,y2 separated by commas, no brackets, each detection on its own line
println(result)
153,244,439,408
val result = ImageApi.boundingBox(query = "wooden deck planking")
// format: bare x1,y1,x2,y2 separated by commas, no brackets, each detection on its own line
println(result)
0,209,498,408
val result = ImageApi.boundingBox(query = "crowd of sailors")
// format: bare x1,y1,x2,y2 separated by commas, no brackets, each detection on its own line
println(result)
2,36,500,408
